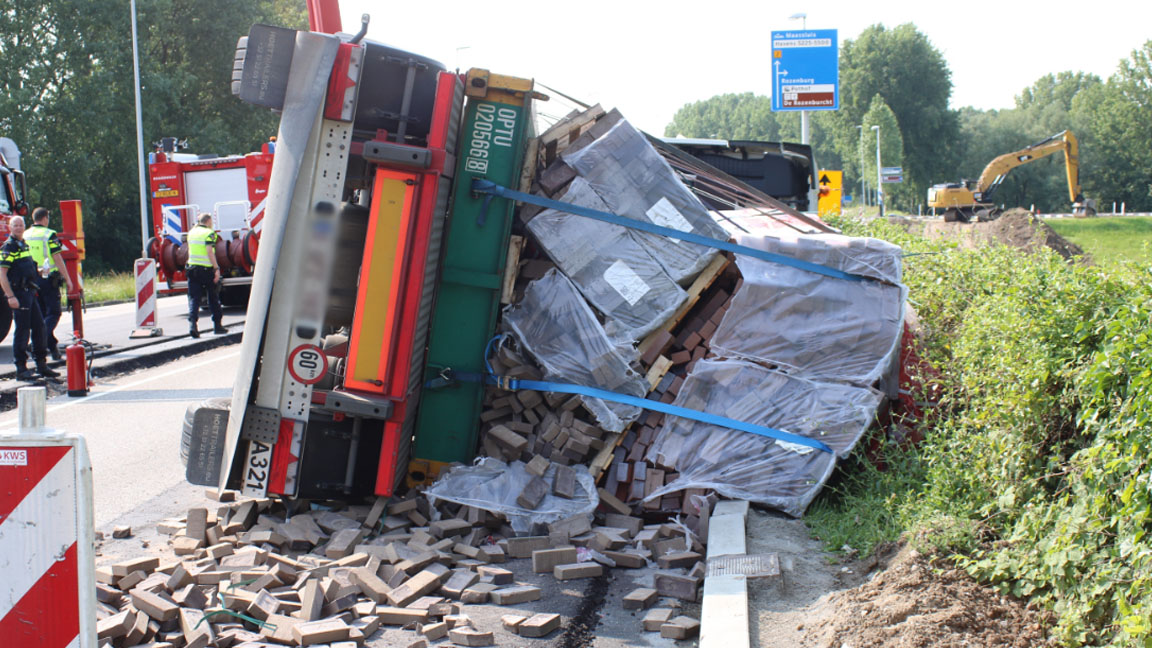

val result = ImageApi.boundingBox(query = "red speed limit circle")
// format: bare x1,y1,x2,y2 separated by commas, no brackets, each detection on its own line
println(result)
288,344,328,385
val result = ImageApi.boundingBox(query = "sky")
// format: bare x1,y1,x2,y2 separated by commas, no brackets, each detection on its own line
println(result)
336,0,1152,136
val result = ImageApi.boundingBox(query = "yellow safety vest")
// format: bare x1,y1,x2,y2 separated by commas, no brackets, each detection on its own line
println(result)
24,224,56,274
187,225,216,268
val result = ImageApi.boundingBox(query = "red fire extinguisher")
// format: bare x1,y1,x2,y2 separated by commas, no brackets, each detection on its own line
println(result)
66,332,90,397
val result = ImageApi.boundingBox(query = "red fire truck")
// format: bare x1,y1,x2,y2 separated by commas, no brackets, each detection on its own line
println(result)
0,137,85,343
145,137,274,304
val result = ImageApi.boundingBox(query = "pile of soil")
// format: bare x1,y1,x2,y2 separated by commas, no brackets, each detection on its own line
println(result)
890,209,1089,262
800,544,1058,648
747,510,1056,648
980,209,1087,261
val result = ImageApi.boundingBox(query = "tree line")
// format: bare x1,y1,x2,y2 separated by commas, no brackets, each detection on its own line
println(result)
665,24,1152,216
0,0,306,273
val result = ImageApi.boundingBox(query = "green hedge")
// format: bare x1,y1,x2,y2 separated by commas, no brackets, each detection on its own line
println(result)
808,216,1152,646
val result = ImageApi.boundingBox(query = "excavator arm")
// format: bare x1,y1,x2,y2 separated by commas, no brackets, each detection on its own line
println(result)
976,130,1084,204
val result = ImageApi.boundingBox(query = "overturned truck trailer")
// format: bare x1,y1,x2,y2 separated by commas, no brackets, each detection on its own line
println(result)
183,21,539,501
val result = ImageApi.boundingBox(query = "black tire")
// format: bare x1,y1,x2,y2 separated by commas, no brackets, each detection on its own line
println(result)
181,396,232,466
0,299,10,343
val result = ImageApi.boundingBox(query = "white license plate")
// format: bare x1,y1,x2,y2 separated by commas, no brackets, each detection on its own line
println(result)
241,440,274,498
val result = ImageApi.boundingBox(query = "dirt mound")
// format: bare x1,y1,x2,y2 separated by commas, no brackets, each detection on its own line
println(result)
891,210,1089,262
801,544,1057,648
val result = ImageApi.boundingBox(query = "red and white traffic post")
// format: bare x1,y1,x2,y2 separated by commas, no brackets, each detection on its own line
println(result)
131,257,163,338
0,387,97,647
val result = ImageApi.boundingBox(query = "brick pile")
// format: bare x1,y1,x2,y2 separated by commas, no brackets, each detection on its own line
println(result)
95,487,703,647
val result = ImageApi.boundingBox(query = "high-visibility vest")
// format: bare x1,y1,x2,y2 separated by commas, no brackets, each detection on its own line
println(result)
25,224,56,274
187,225,216,268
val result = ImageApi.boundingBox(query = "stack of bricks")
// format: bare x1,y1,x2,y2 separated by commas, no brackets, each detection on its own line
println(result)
476,344,618,489
96,486,711,648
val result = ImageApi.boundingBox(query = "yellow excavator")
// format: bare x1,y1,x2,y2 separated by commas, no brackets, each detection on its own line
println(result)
928,130,1094,222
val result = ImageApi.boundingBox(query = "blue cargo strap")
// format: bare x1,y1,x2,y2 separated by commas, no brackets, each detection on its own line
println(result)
471,178,866,283
428,368,834,454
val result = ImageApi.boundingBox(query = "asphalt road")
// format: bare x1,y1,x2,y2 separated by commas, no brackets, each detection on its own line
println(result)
0,344,239,534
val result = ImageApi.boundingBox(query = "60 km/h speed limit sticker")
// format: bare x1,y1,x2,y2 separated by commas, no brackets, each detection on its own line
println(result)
288,344,328,385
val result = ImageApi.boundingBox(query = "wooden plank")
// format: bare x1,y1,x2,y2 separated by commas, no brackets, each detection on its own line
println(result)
501,235,526,305
700,501,750,648
518,137,540,194
538,104,605,148
638,254,732,359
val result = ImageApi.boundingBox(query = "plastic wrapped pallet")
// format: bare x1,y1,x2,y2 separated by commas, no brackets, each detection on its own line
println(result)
562,119,728,285
425,458,598,534
502,269,647,432
644,358,883,517
710,232,907,386
527,177,688,341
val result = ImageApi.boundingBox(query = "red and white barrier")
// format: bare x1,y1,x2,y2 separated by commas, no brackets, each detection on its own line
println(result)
131,258,163,338
0,387,97,647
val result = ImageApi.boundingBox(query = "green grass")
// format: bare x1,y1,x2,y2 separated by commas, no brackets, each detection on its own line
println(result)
1044,216,1152,263
81,271,135,304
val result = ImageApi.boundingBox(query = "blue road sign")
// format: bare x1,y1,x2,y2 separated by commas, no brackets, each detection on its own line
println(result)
771,29,839,112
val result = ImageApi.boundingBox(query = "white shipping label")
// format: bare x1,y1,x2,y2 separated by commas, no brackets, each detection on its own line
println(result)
603,260,651,306
646,197,693,233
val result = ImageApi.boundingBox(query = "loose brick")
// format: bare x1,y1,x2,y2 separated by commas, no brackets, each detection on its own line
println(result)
429,519,472,539
524,455,550,477
326,528,365,559
657,551,703,570
603,550,646,569
654,572,701,601
519,613,561,638
554,562,602,580
603,513,643,538
532,547,577,573
516,476,548,510
506,536,549,559
642,608,676,632
441,569,480,598
350,566,391,603
296,580,324,621
131,588,179,622
111,557,159,578
489,585,542,605
622,587,658,610
293,618,351,646
660,616,701,639
461,582,499,604
387,568,444,607
476,565,513,585
421,621,449,640
96,610,134,640
376,606,431,625
597,488,632,515
449,626,495,646
551,465,577,499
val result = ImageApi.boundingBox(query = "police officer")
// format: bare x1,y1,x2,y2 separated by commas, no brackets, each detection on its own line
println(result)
0,216,59,380
26,207,77,360
185,212,225,338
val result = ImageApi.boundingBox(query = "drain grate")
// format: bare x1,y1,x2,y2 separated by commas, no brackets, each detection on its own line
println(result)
707,552,782,578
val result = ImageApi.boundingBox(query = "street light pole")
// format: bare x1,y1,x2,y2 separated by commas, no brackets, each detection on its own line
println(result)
857,125,866,208
872,125,883,217
131,0,148,258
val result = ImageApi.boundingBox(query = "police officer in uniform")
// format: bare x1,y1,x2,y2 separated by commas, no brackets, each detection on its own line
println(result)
186,212,225,338
0,216,59,380
26,207,77,360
